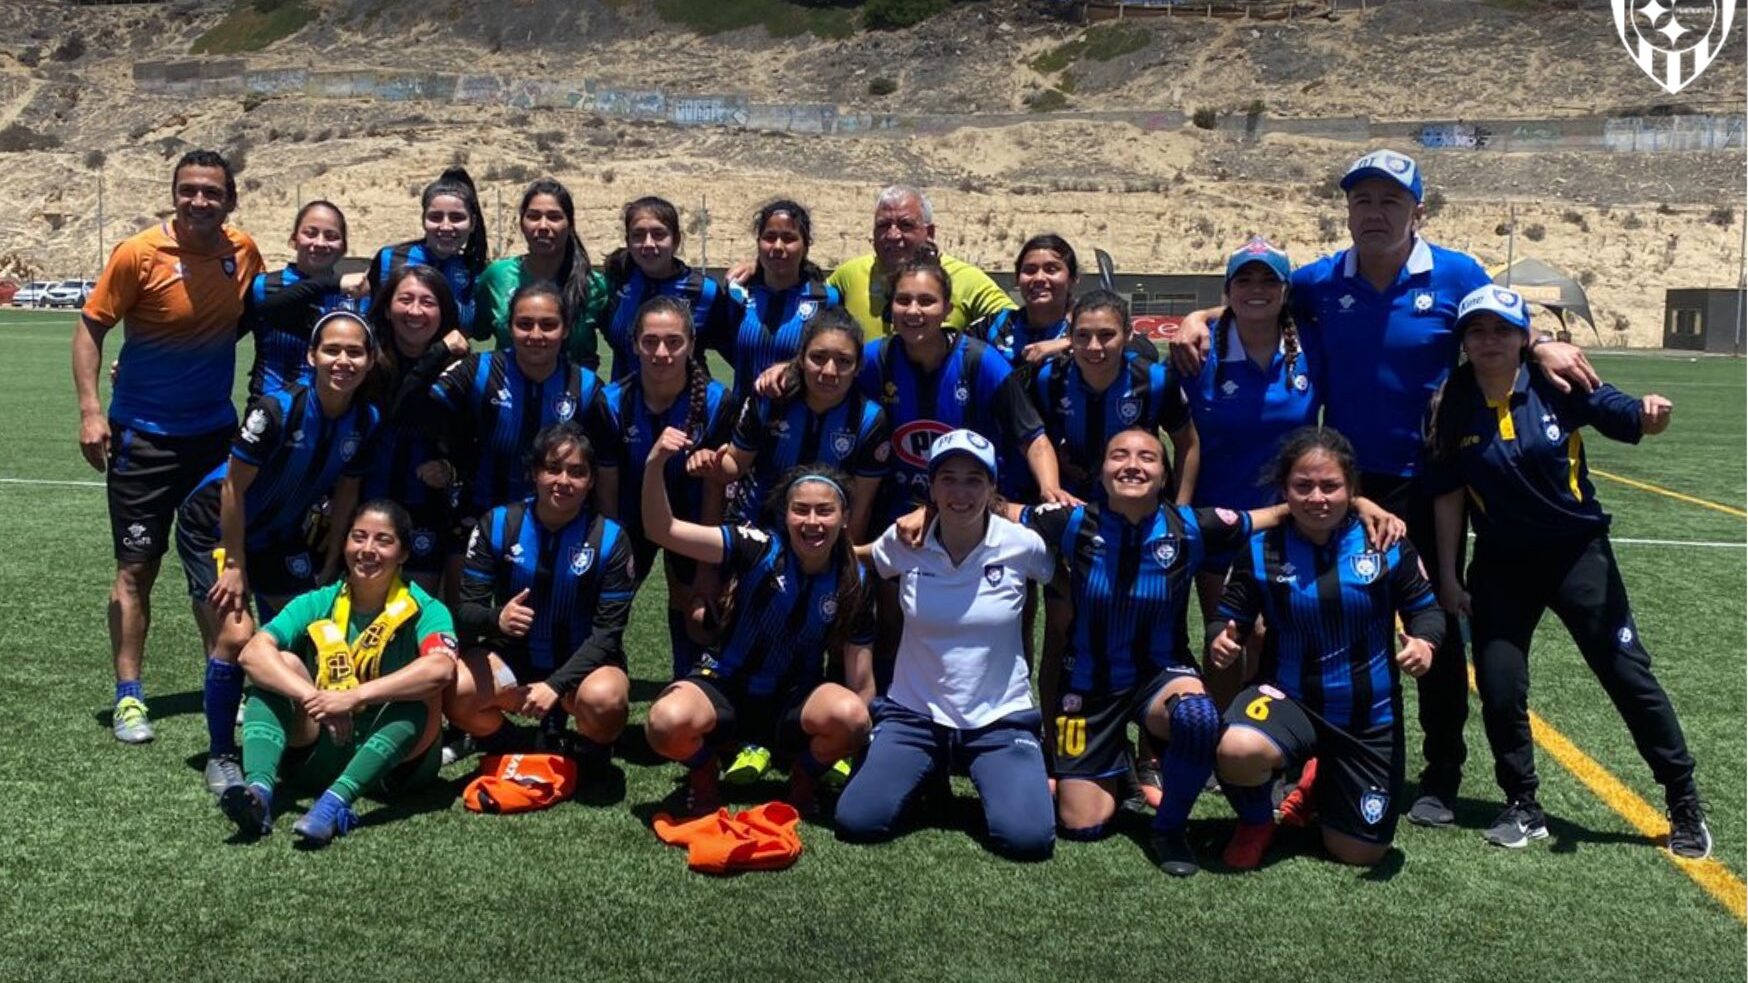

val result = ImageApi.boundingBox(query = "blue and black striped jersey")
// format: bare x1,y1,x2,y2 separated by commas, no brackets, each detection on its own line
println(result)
430,352,609,519
361,241,479,334
694,524,875,696
728,389,889,522
1033,350,1192,501
197,385,378,548
242,264,350,397
597,371,738,539
1216,517,1444,731
359,341,461,512
1024,501,1251,693
708,279,840,397
457,500,637,693
600,261,723,381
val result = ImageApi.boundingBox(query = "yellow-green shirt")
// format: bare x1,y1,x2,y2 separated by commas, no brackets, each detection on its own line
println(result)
826,252,1016,338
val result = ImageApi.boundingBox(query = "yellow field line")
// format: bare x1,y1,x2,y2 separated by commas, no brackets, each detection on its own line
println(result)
1590,468,1748,519
1467,667,1745,921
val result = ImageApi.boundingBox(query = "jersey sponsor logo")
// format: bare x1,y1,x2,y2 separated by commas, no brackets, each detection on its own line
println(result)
769,418,792,438
490,387,513,409
829,428,855,458
1149,536,1179,569
1412,291,1435,313
1118,397,1142,425
873,441,892,463
338,433,361,461
1057,393,1074,413
893,420,952,469
1349,551,1383,584
286,552,313,580
554,394,577,422
507,543,525,561
241,408,269,443
983,563,1005,586
1359,788,1389,826
774,573,787,592
1274,561,1297,584
1214,507,1241,526
121,522,152,551
286,428,307,449
736,525,771,545
819,595,838,621
1219,379,1240,398
412,527,436,556
569,543,595,576
954,383,970,404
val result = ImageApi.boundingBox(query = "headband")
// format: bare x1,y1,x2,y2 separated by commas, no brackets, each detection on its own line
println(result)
791,474,847,504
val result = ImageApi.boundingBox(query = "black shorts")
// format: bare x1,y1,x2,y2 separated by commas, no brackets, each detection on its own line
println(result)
1051,666,1195,780
686,673,810,754
491,637,627,686
1224,683,1405,845
106,422,231,563
176,483,322,604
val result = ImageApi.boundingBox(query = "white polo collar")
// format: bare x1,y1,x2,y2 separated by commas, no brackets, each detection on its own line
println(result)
923,513,999,561
1342,236,1434,279
1221,320,1286,362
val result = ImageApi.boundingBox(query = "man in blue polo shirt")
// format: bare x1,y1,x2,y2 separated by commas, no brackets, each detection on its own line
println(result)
1171,149,1599,826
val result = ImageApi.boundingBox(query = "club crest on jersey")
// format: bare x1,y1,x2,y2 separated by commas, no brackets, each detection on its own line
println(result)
1359,789,1389,826
1542,415,1561,443
241,408,268,443
222,256,237,277
1338,294,1355,311
286,553,313,580
1349,552,1383,584
819,595,838,621
554,394,577,422
338,433,361,461
830,429,855,458
798,300,818,320
1292,374,1309,393
1214,507,1241,526
412,528,436,556
954,384,970,404
983,563,1004,586
1412,291,1434,313
1061,693,1083,714
1149,537,1179,569
1118,398,1142,425
569,544,595,576
1618,625,1635,646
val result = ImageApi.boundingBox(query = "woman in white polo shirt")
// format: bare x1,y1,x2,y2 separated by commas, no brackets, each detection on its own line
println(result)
835,429,1056,860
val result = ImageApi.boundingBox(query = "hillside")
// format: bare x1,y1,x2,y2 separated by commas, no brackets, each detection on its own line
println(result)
1,0,1743,345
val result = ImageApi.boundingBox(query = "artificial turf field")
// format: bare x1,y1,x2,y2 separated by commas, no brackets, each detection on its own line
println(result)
0,308,1741,982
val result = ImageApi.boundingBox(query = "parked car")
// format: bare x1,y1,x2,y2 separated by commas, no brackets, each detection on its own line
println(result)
44,279,94,308
12,281,54,306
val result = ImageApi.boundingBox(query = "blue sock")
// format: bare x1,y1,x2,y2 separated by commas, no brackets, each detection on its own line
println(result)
1224,781,1274,826
204,657,245,756
116,679,144,704
1154,694,1220,832
680,744,716,771
1059,823,1107,842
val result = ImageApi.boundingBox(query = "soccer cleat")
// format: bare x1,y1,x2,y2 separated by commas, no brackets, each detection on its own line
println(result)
1667,797,1713,860
440,732,478,767
819,757,853,791
1276,757,1320,828
1406,793,1456,828
1222,821,1278,870
112,696,154,744
686,765,723,816
1151,828,1200,877
292,791,358,846
1482,800,1550,849
203,753,244,795
219,782,273,837
722,743,773,785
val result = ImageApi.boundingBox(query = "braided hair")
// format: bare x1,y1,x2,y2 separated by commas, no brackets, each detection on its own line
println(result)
632,294,709,437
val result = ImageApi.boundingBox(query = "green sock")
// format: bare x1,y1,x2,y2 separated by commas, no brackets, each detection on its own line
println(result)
330,701,427,805
240,690,294,790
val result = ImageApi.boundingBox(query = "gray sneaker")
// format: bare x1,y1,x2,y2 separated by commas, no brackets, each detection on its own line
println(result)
112,697,155,744
1668,797,1713,860
204,753,244,795
1483,801,1550,849
1406,793,1456,828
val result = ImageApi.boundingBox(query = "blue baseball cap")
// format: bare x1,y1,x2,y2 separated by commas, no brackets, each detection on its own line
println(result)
1224,236,1293,285
1340,149,1424,202
928,429,998,481
1456,285,1532,332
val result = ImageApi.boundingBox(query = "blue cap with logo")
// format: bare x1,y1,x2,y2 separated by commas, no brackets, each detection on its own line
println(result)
1456,285,1532,332
928,428,998,481
1340,149,1424,202
1224,236,1293,285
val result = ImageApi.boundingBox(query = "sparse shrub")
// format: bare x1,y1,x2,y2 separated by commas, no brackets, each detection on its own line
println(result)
864,0,949,30
1560,209,1589,232
1524,223,1545,242
1192,108,1217,130
601,168,616,185
1707,205,1734,227
242,92,267,113
1494,222,1511,236
1578,269,1597,287
51,35,86,61
84,149,105,169
1423,188,1447,219
1622,212,1644,229
1025,89,1069,113
1657,202,1677,215
0,124,61,152
868,76,897,97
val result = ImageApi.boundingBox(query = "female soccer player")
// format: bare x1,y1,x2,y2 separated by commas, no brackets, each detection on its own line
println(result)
1185,238,1318,704
475,179,608,370
429,282,611,536
643,433,875,815
220,499,459,846
594,296,737,678
1426,286,1709,858
1209,427,1443,868
974,235,1158,378
835,430,1056,861
242,200,350,397
707,199,840,397
717,307,888,541
354,168,488,334
445,423,637,767
599,196,724,379
361,265,469,596
177,311,381,795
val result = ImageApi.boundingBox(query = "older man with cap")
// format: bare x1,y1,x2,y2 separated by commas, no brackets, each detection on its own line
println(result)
1171,149,1599,828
